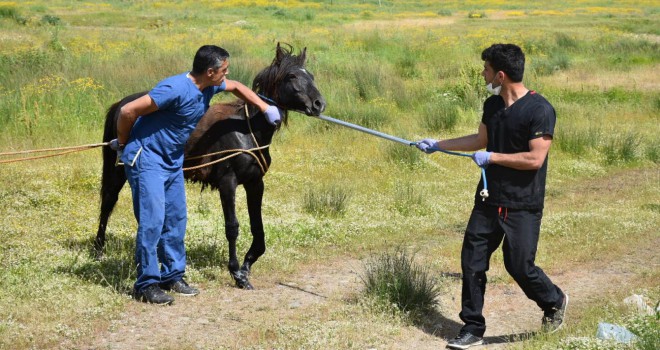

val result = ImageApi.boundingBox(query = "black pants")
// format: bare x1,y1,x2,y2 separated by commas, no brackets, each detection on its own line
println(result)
459,203,563,337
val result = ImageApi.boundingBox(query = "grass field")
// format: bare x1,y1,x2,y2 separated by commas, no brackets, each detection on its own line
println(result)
0,1,658,349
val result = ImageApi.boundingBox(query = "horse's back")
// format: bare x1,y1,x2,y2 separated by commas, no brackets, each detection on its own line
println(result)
188,101,244,144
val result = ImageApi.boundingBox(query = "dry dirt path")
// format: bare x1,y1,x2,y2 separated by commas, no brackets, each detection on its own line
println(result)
72,238,658,350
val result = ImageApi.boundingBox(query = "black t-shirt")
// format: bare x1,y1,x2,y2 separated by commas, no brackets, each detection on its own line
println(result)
476,90,556,209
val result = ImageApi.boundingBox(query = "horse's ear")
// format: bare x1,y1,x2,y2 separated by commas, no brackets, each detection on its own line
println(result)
275,42,284,64
300,47,307,64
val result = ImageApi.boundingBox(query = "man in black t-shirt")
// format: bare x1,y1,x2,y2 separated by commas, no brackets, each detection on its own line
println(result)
416,43,567,349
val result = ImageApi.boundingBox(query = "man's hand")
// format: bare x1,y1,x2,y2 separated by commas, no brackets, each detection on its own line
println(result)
415,138,439,154
264,105,284,126
472,151,492,167
108,139,124,151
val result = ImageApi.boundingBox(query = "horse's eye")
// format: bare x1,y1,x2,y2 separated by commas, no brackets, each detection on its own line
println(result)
287,73,298,80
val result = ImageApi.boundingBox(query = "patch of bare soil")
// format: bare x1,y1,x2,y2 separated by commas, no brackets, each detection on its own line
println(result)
343,17,456,31
72,236,658,350
543,64,660,92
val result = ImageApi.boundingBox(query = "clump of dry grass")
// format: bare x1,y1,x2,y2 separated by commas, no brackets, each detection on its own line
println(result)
360,248,441,323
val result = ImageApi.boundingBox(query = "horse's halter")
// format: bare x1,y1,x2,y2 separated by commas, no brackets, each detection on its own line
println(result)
257,93,306,116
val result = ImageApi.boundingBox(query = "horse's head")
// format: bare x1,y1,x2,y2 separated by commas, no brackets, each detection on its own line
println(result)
253,43,326,123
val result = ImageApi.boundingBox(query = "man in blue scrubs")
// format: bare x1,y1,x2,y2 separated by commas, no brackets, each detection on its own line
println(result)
111,45,283,305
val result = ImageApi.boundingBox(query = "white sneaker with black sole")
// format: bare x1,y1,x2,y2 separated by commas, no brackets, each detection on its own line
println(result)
447,331,484,349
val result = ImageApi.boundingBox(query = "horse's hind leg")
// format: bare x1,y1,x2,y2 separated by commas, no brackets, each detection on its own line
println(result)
218,179,252,289
94,165,126,259
242,179,266,280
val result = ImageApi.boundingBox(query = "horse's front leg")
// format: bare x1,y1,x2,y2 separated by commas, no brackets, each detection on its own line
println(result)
241,179,266,283
218,179,251,289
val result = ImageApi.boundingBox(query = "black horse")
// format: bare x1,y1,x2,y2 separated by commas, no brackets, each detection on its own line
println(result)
95,43,326,289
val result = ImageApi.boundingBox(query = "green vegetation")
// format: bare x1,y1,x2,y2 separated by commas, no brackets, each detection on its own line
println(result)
0,0,658,348
302,185,351,217
360,249,440,323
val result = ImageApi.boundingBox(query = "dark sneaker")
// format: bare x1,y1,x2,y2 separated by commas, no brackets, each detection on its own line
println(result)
447,331,484,349
161,279,199,296
133,284,174,305
543,292,569,333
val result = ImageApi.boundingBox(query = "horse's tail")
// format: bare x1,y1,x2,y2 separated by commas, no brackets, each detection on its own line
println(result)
96,92,148,253
100,91,147,195
100,99,123,196
102,101,121,142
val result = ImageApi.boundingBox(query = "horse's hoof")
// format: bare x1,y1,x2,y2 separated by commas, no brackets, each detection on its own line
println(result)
237,281,254,290
231,270,254,290
94,250,105,261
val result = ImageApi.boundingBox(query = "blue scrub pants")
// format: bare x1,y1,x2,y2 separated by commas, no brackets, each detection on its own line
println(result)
125,159,188,293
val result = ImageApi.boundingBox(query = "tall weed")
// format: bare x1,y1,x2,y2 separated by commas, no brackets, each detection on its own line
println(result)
0,4,18,18
331,97,393,130
531,52,571,76
448,65,488,111
385,142,422,169
360,249,441,323
303,185,351,217
644,142,660,164
556,127,601,156
602,131,640,165
352,61,388,101
420,98,460,132
555,32,581,50
391,182,427,216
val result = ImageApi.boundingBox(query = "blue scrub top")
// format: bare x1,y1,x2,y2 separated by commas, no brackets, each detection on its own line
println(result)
121,73,226,170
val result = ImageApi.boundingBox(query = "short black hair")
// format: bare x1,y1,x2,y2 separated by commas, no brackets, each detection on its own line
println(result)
191,45,230,75
481,43,525,82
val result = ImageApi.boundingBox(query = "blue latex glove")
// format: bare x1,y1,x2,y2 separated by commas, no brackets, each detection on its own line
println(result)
415,139,439,154
472,151,492,167
109,139,122,151
264,105,284,126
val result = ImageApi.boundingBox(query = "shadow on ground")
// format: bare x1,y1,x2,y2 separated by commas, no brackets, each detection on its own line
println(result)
417,308,464,340
419,310,537,346
57,234,229,293
484,331,538,346
421,271,538,346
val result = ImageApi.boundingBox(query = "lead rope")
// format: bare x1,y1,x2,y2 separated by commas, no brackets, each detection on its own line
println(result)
0,142,109,164
427,146,489,200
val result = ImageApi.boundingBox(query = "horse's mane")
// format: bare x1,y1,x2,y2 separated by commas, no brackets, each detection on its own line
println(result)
252,44,305,126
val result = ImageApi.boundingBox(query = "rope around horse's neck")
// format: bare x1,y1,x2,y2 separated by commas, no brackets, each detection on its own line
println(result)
0,142,109,164
246,104,270,173
182,145,270,172
182,104,271,174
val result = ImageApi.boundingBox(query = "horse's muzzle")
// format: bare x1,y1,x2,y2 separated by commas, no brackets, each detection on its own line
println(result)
307,98,326,116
